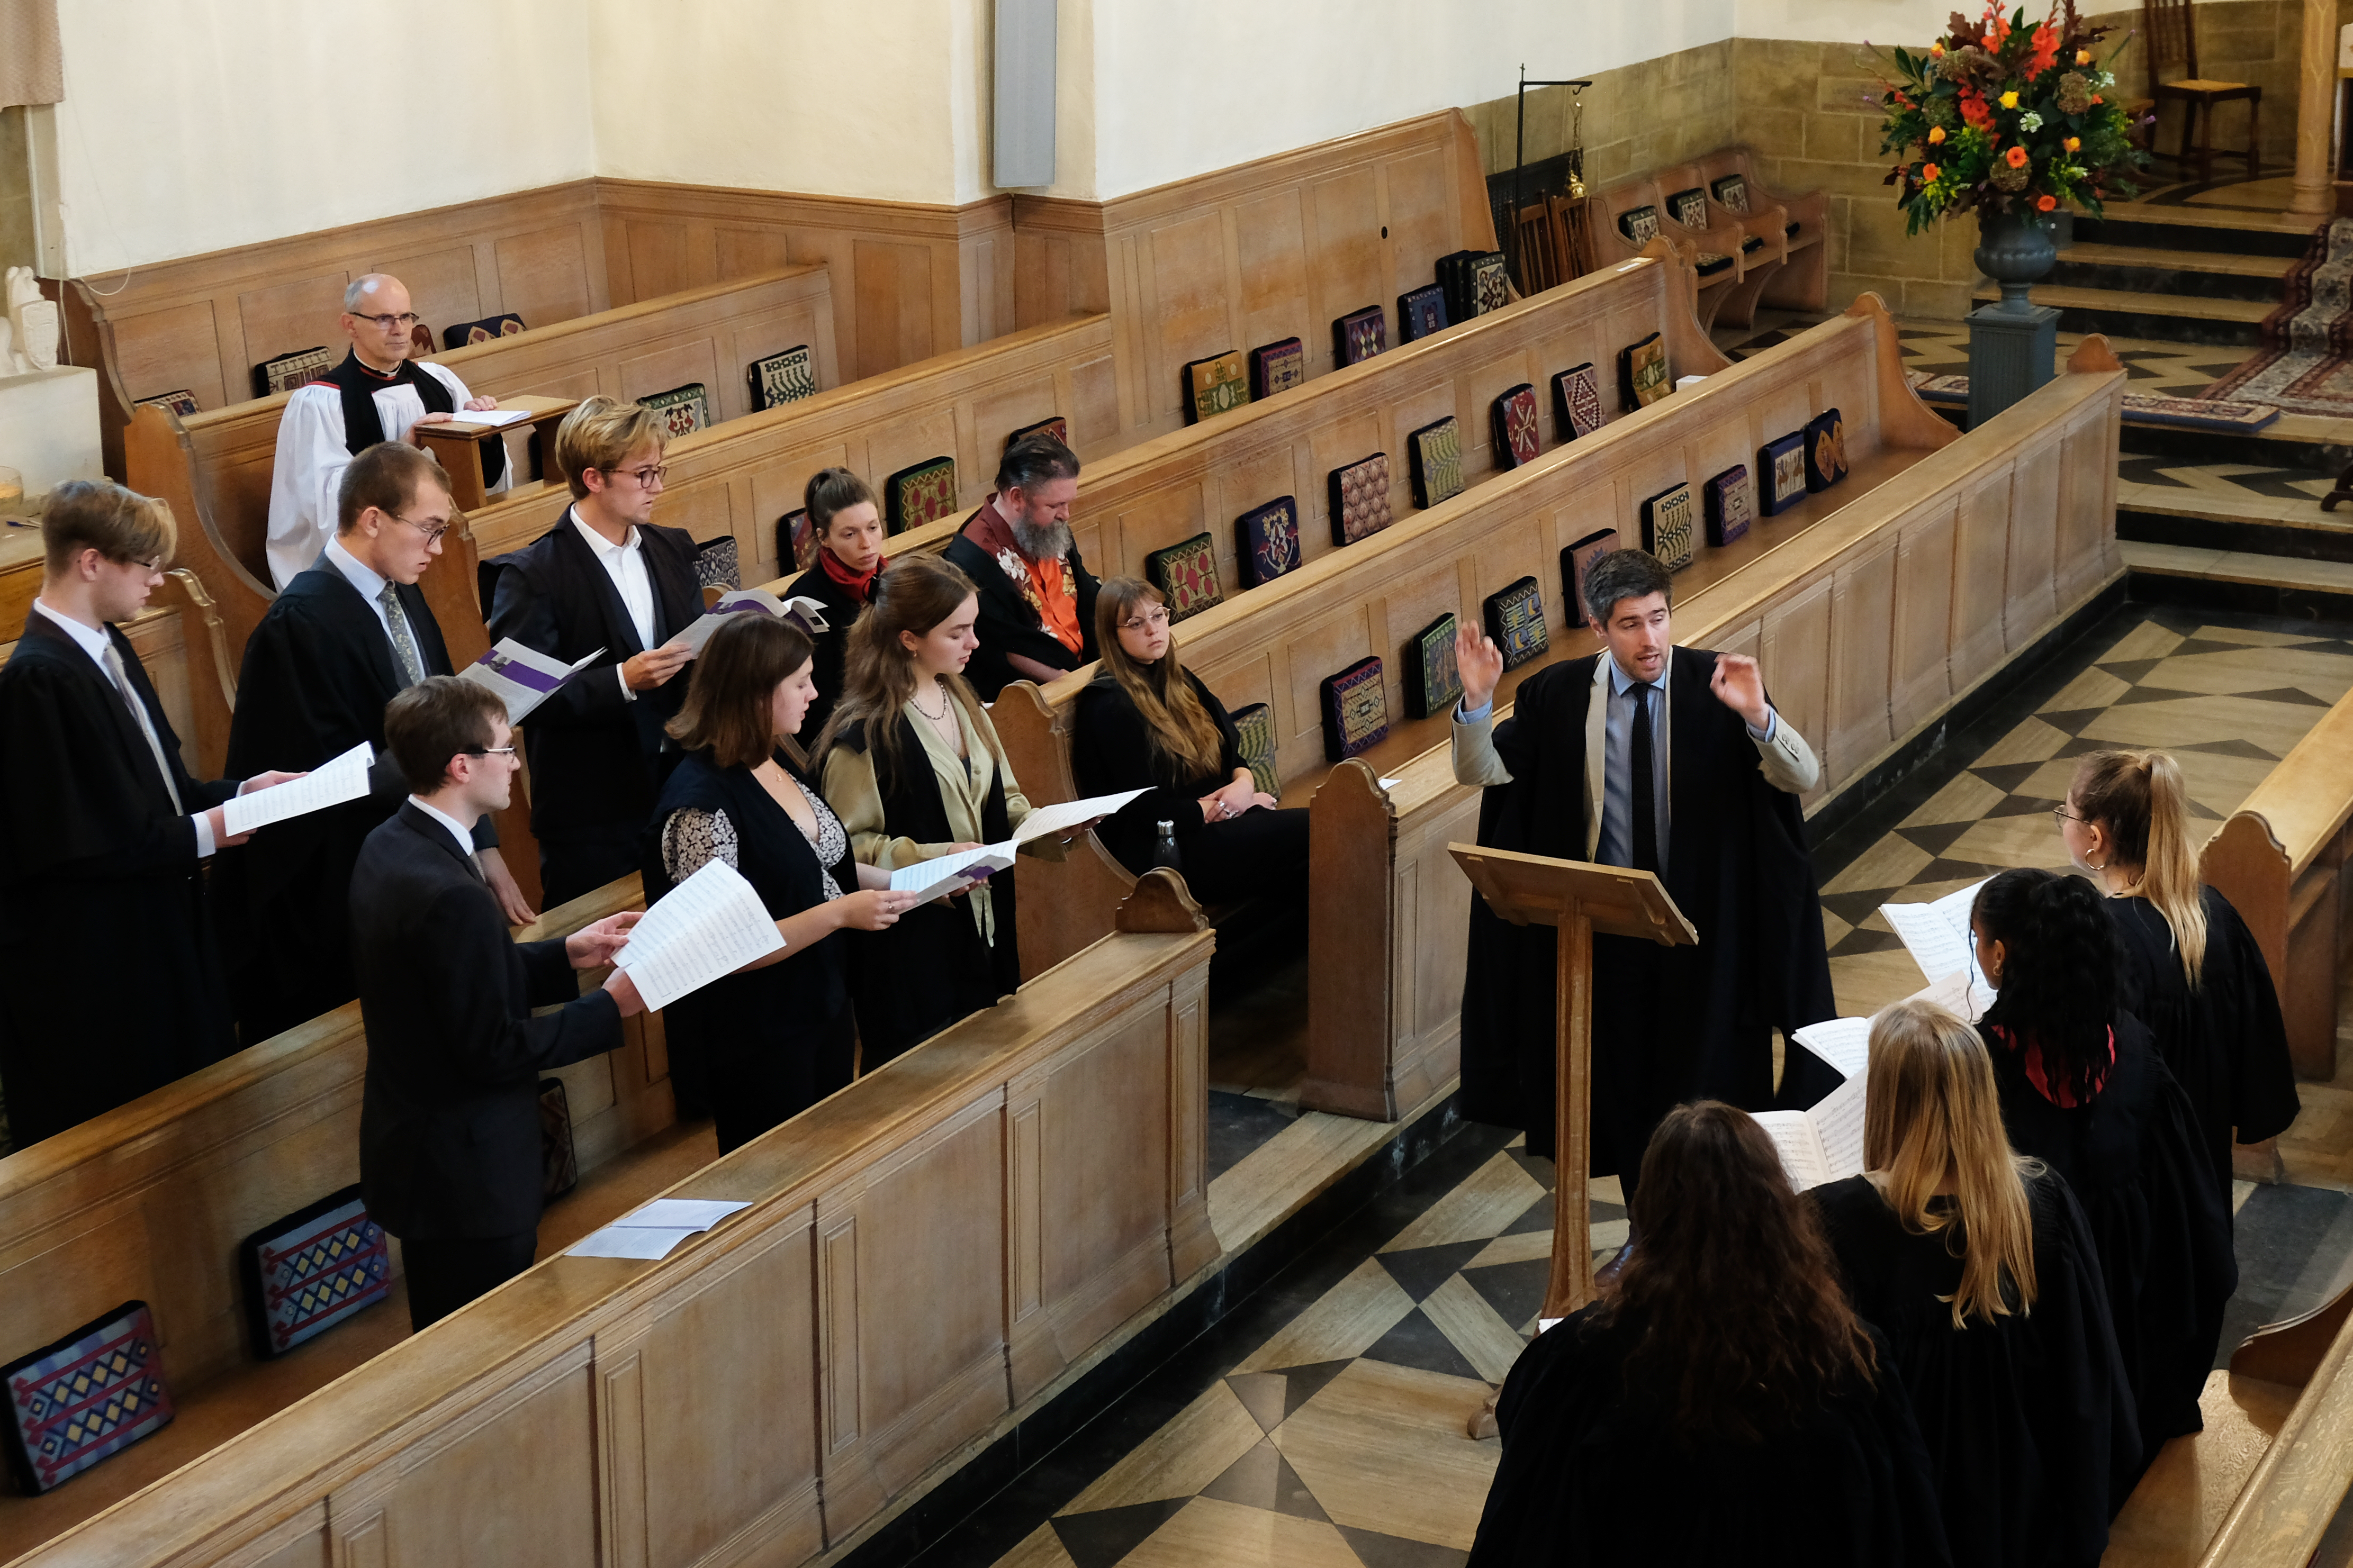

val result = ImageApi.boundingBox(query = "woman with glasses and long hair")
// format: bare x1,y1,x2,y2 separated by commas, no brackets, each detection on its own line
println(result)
1811,1000,2135,1564
1970,866,2234,1479
2054,749,2297,1202
783,466,887,741
1468,1101,1950,1567
1069,577,1308,912
643,615,916,1154
816,555,1070,1067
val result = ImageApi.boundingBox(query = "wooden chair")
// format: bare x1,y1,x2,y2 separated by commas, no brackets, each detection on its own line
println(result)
1509,201,1565,295
2144,0,2260,185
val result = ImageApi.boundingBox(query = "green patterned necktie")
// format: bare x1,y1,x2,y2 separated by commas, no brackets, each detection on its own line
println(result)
379,581,425,687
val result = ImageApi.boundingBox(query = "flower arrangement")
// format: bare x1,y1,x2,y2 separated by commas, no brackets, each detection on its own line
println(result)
1874,1,2147,235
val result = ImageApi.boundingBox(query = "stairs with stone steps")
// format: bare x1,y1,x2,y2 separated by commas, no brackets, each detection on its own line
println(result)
1968,206,2308,347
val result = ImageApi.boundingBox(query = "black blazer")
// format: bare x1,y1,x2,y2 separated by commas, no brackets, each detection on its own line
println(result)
941,524,1100,700
486,510,703,839
783,560,870,744
353,803,621,1239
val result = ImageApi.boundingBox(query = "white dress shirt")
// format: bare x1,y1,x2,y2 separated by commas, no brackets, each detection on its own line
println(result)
407,796,481,865
322,536,411,649
570,506,657,701
32,597,219,857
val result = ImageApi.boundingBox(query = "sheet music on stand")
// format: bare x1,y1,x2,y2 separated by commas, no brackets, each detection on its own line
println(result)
459,638,605,723
221,742,373,836
613,859,785,1011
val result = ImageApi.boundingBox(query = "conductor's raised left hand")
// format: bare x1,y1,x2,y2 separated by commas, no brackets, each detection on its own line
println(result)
1708,653,1770,730
566,910,641,969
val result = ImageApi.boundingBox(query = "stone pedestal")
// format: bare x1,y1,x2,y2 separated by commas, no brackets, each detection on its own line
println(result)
1966,302,2058,431
0,366,102,497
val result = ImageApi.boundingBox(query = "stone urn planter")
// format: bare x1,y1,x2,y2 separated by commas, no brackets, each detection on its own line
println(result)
1975,210,2059,315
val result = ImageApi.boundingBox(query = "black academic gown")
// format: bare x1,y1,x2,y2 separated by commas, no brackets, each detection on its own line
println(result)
218,560,485,1043
1980,1013,2236,1470
316,350,505,484
1467,1306,1951,1568
0,612,241,1146
1811,1172,2140,1565
643,750,859,1153
784,558,872,744
2108,890,2300,1203
1458,647,1836,1171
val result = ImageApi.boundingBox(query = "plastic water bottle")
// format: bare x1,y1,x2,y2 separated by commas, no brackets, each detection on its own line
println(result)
1151,820,1183,873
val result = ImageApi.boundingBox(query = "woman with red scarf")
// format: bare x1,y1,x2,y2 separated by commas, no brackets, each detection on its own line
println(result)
1969,867,2233,1483
786,466,887,741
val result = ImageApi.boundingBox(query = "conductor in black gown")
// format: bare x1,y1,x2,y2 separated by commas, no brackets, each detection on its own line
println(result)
1450,547,1835,1181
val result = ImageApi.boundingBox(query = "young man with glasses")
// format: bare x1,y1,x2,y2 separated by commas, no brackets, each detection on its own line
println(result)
0,481,303,1147
485,396,704,905
264,272,510,590
354,675,643,1330
223,442,535,1046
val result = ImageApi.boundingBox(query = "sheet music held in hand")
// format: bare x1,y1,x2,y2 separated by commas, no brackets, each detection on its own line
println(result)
1880,879,1997,1018
889,844,1017,905
1750,1071,1867,1192
662,588,831,656
1005,787,1149,845
612,859,784,1012
459,638,605,723
221,741,373,836
1789,1016,1871,1082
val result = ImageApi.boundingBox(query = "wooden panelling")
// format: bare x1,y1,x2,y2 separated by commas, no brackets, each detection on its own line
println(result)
10,917,1215,1568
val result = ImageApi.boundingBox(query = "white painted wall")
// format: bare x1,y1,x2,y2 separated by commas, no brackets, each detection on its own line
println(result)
1734,0,2234,44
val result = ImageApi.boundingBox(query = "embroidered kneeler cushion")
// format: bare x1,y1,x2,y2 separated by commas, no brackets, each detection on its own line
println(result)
1183,349,1249,424
252,345,334,400
1617,204,1661,247
1472,252,1510,315
1408,416,1464,510
1493,383,1540,469
1643,481,1698,572
643,382,711,438
540,1077,579,1200
409,323,435,358
1236,496,1302,587
1667,187,1708,229
1805,408,1849,492
1758,432,1807,515
1620,332,1670,410
1231,702,1281,797
1561,528,1619,622
134,389,201,418
1145,532,1222,621
885,456,958,534
779,509,818,572
1703,465,1753,547
1399,283,1450,343
696,536,742,591
1006,415,1068,453
1694,251,1735,277
1334,306,1387,367
1741,235,1765,255
1408,612,1464,720
1483,576,1549,671
1711,174,1748,213
1328,453,1393,547
238,1185,393,1360
747,344,817,412
441,313,526,351
1321,657,1389,760
2,1300,175,1493
1553,363,1605,441
1249,339,1305,399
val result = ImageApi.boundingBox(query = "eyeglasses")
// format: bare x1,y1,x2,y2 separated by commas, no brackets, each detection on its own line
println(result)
1119,606,1171,632
2050,805,2087,824
615,464,668,489
393,512,452,545
350,312,422,331
461,746,518,759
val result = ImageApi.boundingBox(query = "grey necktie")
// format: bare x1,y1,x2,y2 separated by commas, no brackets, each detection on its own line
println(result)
100,641,184,814
379,581,425,687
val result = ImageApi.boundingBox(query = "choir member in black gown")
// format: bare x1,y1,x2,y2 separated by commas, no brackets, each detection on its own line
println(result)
644,617,915,1154
1970,867,2236,1473
1811,999,2138,1564
1470,1101,1951,1568
2056,749,2299,1202
783,467,886,743
1069,576,1308,913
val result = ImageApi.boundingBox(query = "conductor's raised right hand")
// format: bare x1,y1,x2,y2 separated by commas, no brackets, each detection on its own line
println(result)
836,889,919,931
623,643,695,691
1455,621,1506,714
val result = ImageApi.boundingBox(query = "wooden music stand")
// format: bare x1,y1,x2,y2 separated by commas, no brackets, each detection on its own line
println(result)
414,393,579,510
1449,844,1697,1320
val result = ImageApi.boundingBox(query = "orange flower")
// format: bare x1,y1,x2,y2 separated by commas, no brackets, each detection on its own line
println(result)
2075,48,2091,65
2006,144,2030,168
2091,93,2103,103
1960,92,1996,131
1924,163,1942,181
2063,135,2080,151
1929,125,1947,143
2027,23,2060,74
2036,194,2057,211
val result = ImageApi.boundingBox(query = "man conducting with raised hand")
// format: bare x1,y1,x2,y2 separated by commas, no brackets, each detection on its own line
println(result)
1450,547,1836,1193
265,272,510,590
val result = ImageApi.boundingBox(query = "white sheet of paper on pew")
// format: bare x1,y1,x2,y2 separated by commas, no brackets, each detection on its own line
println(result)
565,1197,752,1260
221,741,373,836
662,588,830,655
612,858,785,1011
459,638,605,723
432,407,534,429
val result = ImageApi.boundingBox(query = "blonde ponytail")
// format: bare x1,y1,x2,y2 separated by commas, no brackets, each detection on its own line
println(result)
2071,749,2209,988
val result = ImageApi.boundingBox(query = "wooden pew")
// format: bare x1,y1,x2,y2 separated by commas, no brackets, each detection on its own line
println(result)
122,264,839,661
2199,702,2353,1081
999,316,2125,1119
4,878,1215,1568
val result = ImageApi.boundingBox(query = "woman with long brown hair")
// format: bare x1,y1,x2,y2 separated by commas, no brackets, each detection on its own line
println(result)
1069,576,1307,909
643,615,916,1153
1970,866,2234,1480
1811,1000,2135,1564
1468,1101,1949,1567
785,466,886,740
817,555,1067,1066
2057,748,2298,1200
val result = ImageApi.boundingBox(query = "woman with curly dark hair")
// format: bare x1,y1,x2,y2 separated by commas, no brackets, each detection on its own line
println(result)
1467,1101,1951,1568
1971,866,2234,1477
